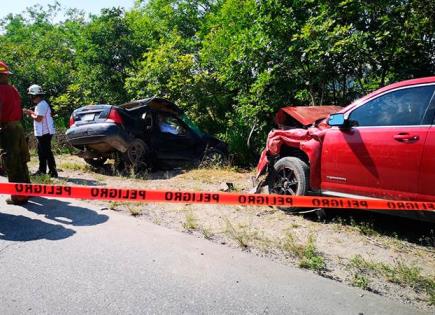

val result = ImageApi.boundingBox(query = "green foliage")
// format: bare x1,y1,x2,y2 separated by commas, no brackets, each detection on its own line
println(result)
1,0,434,166
281,231,325,272
352,274,370,290
298,234,325,272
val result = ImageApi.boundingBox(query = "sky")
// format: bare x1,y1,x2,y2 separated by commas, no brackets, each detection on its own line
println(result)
1,0,136,20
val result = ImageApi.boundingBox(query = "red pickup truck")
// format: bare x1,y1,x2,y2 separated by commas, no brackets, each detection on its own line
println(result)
256,77,435,222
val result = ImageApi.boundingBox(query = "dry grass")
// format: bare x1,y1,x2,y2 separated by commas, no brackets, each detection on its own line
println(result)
183,211,198,231
281,231,325,272
348,255,435,304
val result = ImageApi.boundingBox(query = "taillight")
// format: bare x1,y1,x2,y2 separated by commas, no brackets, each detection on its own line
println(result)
69,115,75,127
107,108,123,124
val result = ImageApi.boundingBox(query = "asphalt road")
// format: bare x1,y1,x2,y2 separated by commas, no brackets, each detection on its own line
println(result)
0,191,428,314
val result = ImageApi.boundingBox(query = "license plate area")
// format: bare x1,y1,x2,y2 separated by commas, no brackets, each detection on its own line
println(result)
81,113,95,121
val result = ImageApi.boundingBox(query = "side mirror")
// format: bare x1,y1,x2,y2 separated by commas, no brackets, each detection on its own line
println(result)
328,113,345,127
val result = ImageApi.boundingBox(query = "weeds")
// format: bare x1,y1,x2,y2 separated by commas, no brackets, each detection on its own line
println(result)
352,274,370,290
127,204,142,216
223,218,250,248
281,231,325,272
281,231,305,258
108,201,122,210
30,174,53,184
59,161,88,172
349,218,379,237
419,229,435,247
348,255,435,304
299,234,325,272
183,211,198,231
200,226,214,239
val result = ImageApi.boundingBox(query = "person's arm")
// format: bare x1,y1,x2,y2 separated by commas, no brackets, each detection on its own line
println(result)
24,108,43,122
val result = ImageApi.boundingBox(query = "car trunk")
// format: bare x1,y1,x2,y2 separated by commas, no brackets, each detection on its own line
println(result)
71,105,115,126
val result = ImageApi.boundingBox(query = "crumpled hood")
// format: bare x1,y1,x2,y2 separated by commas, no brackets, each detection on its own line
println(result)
275,105,342,127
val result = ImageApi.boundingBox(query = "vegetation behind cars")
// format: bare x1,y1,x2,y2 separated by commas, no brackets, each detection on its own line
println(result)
1,0,434,165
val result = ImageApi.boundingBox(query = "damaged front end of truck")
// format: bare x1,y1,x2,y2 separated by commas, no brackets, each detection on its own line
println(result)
254,106,341,198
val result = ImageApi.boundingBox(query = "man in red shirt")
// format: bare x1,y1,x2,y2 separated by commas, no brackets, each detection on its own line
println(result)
0,61,30,205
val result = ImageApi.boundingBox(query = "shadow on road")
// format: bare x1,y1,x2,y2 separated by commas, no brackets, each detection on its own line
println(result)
0,212,76,242
0,197,109,242
23,197,109,227
62,177,105,186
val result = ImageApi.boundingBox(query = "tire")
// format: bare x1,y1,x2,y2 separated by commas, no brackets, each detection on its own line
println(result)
200,148,227,168
124,139,149,173
268,157,309,211
84,157,107,168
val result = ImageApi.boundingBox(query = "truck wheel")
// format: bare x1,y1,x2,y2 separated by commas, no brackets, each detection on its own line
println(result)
268,157,309,209
84,157,107,168
125,139,149,173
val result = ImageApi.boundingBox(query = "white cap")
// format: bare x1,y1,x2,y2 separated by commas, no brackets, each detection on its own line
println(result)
27,84,45,95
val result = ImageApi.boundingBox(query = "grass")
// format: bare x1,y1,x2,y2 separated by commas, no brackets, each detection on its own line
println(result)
183,211,198,231
30,174,54,184
108,201,122,210
281,231,325,272
223,218,253,249
200,226,214,240
348,255,435,304
126,204,142,216
180,167,250,184
59,161,89,172
298,234,326,272
352,274,370,290
349,218,379,237
418,229,435,247
281,230,305,257
331,216,379,237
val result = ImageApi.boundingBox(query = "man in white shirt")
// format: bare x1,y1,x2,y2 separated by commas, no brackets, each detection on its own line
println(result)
23,84,58,178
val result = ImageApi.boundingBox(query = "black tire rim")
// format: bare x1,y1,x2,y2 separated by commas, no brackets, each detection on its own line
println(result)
271,167,299,195
128,142,145,164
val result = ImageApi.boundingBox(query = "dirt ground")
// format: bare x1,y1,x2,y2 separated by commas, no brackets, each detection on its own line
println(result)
28,154,435,311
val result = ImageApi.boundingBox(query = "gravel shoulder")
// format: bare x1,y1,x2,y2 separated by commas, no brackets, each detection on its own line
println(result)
29,154,435,311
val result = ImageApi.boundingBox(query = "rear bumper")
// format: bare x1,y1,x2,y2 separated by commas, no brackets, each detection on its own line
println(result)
66,123,131,153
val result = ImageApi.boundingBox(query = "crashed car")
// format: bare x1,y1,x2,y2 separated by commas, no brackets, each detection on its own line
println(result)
66,98,228,170
256,77,435,222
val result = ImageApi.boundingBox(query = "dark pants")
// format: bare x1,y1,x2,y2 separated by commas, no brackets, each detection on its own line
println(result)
37,134,57,174
0,121,31,200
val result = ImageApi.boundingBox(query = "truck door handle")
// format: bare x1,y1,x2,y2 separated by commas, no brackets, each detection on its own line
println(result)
393,133,419,143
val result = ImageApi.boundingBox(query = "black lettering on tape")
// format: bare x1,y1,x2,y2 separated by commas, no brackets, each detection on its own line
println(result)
101,189,108,198
165,192,173,200
15,184,23,193
91,188,99,198
64,187,72,196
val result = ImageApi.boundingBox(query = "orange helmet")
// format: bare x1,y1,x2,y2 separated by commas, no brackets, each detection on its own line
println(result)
0,61,12,75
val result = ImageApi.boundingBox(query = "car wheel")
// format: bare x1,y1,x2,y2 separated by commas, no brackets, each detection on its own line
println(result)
200,149,227,168
268,157,309,211
125,139,149,172
84,157,107,168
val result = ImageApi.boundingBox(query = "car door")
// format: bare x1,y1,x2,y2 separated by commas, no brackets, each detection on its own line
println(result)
321,84,435,200
151,112,200,166
417,94,435,201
